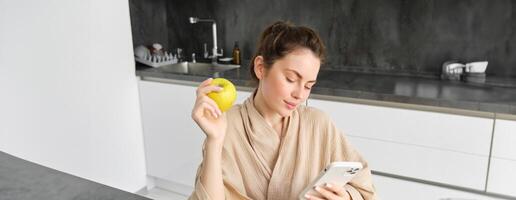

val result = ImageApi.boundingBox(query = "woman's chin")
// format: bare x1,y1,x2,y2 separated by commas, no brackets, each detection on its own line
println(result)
278,108,294,117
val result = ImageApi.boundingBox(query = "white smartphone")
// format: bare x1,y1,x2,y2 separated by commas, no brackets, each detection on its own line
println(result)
298,161,363,199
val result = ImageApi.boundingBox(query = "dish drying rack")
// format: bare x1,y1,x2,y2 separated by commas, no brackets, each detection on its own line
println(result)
135,53,179,68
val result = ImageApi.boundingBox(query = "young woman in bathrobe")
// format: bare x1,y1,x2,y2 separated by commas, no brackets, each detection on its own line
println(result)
190,21,376,200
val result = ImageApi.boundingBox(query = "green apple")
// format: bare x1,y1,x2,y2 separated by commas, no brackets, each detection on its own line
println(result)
208,78,237,112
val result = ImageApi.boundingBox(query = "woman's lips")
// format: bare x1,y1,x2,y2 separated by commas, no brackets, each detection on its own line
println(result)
284,100,297,110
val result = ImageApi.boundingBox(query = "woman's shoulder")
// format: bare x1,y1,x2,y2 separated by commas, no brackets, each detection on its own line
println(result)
224,104,246,124
221,104,246,142
296,104,331,123
297,105,342,140
226,103,243,117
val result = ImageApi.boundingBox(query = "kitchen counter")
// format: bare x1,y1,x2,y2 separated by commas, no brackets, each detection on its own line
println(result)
136,63,516,115
0,151,150,200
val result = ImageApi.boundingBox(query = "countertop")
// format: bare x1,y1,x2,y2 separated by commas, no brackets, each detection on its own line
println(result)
136,63,516,115
0,151,150,200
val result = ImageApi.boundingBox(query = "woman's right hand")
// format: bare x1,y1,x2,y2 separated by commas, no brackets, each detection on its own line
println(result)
192,78,227,143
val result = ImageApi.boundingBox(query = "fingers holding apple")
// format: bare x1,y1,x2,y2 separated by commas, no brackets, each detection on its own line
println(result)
193,78,223,118
192,78,235,142
193,95,221,119
196,79,222,97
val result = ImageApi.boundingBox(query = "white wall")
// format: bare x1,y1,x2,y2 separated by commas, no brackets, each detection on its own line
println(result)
0,0,147,193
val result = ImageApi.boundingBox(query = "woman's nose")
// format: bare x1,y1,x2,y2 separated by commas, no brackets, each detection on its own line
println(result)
292,86,307,100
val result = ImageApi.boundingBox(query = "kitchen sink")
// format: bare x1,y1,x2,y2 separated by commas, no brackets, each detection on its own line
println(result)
159,61,240,75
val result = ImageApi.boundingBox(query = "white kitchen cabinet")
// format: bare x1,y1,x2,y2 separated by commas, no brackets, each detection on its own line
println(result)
138,80,203,188
374,175,504,200
236,89,253,104
348,136,489,190
487,158,516,197
487,118,516,197
138,80,252,192
308,98,493,190
490,118,516,160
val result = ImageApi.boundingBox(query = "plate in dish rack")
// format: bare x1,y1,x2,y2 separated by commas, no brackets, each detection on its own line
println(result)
135,56,176,68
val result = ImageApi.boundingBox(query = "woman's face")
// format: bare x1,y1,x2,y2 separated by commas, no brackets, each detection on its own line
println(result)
255,48,320,117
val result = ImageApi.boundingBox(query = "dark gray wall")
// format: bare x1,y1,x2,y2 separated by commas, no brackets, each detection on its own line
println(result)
129,0,169,50
129,0,516,78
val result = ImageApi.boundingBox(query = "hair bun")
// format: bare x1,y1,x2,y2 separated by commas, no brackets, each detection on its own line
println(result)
262,21,292,40
250,20,326,85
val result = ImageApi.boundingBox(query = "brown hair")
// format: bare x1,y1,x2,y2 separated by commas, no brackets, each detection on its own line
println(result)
249,21,326,84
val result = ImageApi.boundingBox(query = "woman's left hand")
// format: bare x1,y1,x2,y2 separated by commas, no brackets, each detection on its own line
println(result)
305,183,351,200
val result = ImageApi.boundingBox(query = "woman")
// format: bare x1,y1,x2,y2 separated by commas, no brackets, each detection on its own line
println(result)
190,21,376,200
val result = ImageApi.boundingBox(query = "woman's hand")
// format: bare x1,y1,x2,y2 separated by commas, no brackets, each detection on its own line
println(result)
192,78,227,143
305,183,351,200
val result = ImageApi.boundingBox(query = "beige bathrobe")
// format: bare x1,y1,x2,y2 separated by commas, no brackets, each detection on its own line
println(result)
189,93,376,200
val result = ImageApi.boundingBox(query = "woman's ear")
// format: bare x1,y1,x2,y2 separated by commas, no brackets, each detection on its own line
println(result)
253,56,265,80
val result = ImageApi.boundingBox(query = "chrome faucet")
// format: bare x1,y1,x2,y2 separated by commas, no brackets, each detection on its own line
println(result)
189,17,223,63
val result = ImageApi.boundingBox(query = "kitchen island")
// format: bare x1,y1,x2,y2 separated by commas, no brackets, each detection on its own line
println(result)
0,151,150,200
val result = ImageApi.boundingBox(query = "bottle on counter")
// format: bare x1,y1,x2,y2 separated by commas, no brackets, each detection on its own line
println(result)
232,41,241,65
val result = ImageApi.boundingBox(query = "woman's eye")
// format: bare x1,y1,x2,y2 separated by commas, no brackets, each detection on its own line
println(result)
305,83,315,90
286,78,295,83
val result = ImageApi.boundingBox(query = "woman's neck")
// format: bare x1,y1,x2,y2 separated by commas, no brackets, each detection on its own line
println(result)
253,89,284,128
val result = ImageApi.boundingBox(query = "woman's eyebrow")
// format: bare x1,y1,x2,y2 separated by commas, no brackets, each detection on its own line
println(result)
286,69,316,83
